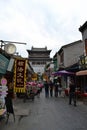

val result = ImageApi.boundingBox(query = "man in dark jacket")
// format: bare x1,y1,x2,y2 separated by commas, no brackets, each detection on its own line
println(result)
49,80,53,97
44,80,49,98
69,79,76,106
54,77,59,97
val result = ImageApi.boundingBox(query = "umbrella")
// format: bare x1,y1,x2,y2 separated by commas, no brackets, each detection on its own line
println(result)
52,70,75,76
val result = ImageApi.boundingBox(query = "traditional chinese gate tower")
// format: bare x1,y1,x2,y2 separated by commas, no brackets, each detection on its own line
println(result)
27,46,52,75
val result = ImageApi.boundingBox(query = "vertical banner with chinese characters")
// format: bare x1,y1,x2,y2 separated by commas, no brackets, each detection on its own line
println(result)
14,58,27,93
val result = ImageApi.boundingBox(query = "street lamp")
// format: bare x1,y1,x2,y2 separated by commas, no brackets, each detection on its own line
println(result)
4,43,16,55
0,40,26,55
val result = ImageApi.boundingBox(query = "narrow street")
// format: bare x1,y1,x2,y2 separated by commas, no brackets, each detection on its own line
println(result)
1,89,87,130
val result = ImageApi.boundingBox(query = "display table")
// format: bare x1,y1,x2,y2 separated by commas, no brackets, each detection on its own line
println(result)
64,89,82,98
82,93,87,97
64,88,69,96
82,93,87,105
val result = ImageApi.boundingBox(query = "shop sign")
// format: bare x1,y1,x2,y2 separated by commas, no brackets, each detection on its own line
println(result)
0,54,9,74
14,58,27,93
32,73,37,81
79,56,87,69
7,58,14,72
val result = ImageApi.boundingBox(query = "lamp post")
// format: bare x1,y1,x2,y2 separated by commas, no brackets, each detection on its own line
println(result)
0,40,26,55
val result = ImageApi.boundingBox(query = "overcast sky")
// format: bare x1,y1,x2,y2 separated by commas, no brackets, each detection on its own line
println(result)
0,0,87,58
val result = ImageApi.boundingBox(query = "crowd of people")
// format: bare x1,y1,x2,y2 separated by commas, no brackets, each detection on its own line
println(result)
44,77,62,98
43,77,77,107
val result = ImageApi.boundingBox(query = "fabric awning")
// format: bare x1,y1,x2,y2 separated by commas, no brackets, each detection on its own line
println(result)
76,70,87,76
52,70,75,76
0,54,9,74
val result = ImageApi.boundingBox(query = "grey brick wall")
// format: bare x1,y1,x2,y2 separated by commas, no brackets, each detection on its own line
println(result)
63,41,84,67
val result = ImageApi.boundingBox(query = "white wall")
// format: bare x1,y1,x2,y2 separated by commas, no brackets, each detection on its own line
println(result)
29,62,45,74
64,41,84,67
33,65,45,74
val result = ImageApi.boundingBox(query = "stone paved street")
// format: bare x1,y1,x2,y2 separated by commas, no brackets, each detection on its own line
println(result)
0,89,87,130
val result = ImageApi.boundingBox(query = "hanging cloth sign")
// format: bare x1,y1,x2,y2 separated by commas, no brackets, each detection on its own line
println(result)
14,58,27,93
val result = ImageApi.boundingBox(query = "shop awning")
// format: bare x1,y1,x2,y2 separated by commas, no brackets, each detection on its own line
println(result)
52,70,75,76
0,54,9,74
76,70,87,76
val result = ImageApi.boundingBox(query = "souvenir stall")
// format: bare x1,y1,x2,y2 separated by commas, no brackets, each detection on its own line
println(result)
76,70,87,101
0,77,8,117
0,53,9,117
52,70,75,96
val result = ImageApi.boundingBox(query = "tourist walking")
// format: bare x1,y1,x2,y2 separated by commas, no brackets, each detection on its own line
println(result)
49,80,54,97
44,80,49,98
54,77,59,97
58,83,62,97
69,79,76,106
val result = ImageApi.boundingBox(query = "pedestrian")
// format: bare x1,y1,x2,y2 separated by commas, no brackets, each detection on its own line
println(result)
69,79,76,106
49,80,53,97
44,80,49,98
58,83,62,97
54,77,59,97
36,82,42,98
5,91,15,123
36,86,40,98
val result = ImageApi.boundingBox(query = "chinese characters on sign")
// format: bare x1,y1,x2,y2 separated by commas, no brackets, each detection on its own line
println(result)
14,59,27,93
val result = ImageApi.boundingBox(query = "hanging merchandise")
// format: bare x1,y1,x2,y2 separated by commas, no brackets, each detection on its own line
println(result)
0,78,8,116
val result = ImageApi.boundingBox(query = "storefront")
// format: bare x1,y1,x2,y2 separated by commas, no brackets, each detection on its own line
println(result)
76,70,87,92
